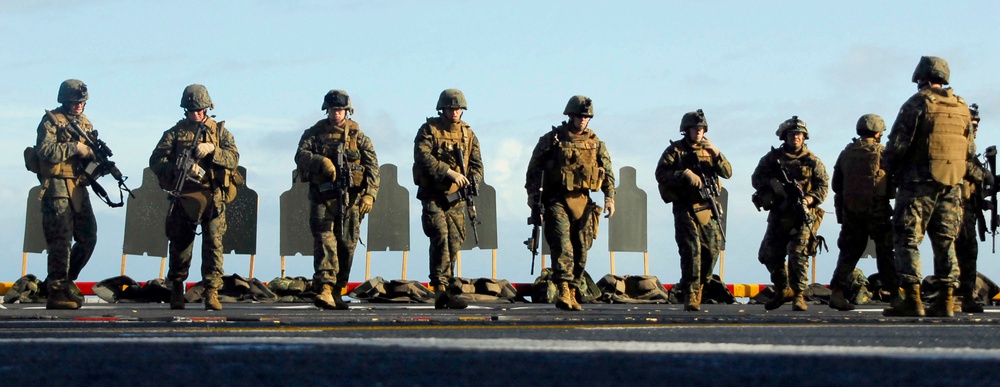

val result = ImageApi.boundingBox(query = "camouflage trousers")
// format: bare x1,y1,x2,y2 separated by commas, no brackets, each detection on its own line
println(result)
544,199,598,287
757,213,818,293
166,199,227,288
893,182,961,286
421,198,466,288
673,205,722,295
310,197,361,288
955,199,980,294
830,207,897,290
41,195,97,285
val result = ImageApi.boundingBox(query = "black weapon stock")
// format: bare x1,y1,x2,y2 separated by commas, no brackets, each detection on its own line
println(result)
166,119,207,217
335,143,351,232
985,145,998,253
525,171,544,275
47,110,134,208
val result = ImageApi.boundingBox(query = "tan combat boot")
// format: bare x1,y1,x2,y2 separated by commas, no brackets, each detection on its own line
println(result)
434,285,450,310
764,287,791,311
331,286,350,310
45,281,80,310
961,288,984,313
828,286,855,311
685,288,701,312
792,291,808,311
883,284,924,317
170,280,185,310
314,283,337,310
568,286,584,311
926,287,955,318
555,282,575,311
203,287,222,311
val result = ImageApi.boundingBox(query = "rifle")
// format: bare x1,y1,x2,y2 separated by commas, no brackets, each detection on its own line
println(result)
524,171,544,275
334,143,352,232
985,146,999,252
447,145,480,245
776,156,812,228
166,118,207,217
46,110,134,208
688,140,725,242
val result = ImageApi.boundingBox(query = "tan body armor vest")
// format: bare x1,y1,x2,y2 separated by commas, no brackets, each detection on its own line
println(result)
308,120,365,187
36,110,90,179
414,118,472,193
840,138,887,213
545,127,604,193
909,89,971,185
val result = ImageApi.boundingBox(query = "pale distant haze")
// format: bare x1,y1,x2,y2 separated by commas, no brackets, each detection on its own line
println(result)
3,1,999,287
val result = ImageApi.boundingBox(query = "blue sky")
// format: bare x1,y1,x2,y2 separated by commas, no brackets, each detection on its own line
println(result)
3,1,1000,286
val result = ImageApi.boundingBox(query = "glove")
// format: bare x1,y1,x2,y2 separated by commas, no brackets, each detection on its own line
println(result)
320,157,337,178
193,143,215,159
189,164,205,179
769,178,786,197
682,169,703,188
75,143,93,159
604,197,615,218
803,196,815,207
359,195,374,215
701,138,719,157
446,169,470,188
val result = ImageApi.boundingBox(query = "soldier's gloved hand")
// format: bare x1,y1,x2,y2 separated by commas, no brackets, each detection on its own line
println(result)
189,164,205,179
75,143,93,159
604,197,615,218
803,196,815,207
446,169,470,188
769,178,786,197
682,169,703,188
321,157,337,179
701,139,719,157
193,143,216,159
359,195,374,215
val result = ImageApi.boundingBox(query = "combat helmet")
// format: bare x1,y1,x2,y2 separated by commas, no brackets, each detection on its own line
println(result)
57,79,88,104
322,89,354,114
970,103,980,123
563,95,594,117
911,56,950,85
776,115,809,140
856,114,886,135
180,84,214,111
436,89,468,110
680,109,708,133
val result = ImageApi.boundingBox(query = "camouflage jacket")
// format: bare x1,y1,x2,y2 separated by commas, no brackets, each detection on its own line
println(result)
34,106,93,199
751,144,829,220
149,116,239,194
884,86,974,185
525,122,615,202
654,137,732,204
412,116,483,201
295,118,380,202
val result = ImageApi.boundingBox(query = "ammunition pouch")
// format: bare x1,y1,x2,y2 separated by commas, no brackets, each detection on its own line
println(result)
174,191,211,222
752,190,777,211
565,191,589,220
657,183,680,204
692,203,713,226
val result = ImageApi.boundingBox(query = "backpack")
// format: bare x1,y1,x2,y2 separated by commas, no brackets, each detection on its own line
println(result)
348,276,434,303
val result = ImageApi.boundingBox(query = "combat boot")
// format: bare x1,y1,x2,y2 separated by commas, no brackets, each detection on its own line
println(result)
961,289,984,313
203,287,222,311
792,291,808,311
331,286,350,310
555,282,575,311
764,287,791,311
883,284,924,317
684,288,701,312
926,287,955,318
434,286,451,310
170,280,185,310
828,286,855,311
67,282,85,307
45,281,80,310
446,281,468,309
569,286,584,311
314,283,337,310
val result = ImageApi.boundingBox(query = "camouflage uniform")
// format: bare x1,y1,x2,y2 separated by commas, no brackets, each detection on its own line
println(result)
829,130,898,302
751,144,829,296
413,116,483,288
526,122,615,289
654,115,732,304
295,117,379,289
149,116,239,289
35,105,97,296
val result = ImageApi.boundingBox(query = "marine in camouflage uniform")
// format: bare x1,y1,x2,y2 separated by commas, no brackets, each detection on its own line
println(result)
295,90,380,310
751,116,829,311
150,84,240,311
954,104,988,313
654,109,732,312
413,89,484,309
526,95,616,311
883,56,974,318
33,79,98,309
827,114,899,311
